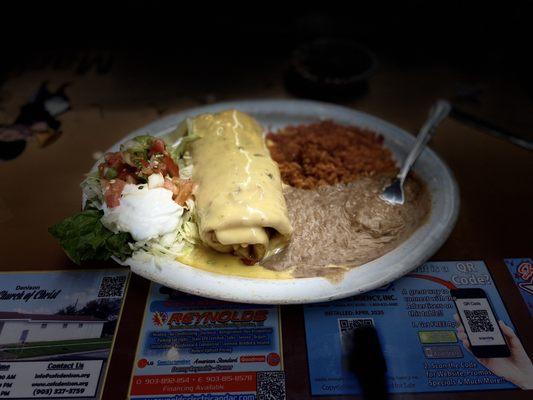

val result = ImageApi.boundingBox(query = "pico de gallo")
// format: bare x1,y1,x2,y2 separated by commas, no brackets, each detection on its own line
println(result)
98,136,195,208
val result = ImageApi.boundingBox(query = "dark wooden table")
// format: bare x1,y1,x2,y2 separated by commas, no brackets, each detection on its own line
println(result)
0,57,531,399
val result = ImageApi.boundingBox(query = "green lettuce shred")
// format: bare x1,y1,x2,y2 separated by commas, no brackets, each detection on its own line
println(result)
81,171,104,210
164,119,199,161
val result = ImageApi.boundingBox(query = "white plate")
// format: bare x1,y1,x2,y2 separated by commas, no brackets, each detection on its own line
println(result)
96,99,459,304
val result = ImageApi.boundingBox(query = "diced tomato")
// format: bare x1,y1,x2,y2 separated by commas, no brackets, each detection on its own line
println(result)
117,164,139,183
104,152,123,168
124,174,138,184
98,163,106,176
148,139,166,156
99,152,127,180
163,178,176,193
164,155,180,177
97,138,183,199
142,158,161,176
103,179,126,208
161,178,194,206
172,179,195,206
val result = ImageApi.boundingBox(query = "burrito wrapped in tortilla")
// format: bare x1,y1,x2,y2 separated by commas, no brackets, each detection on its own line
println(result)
189,110,292,262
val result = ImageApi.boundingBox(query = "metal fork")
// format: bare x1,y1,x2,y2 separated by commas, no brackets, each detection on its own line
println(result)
380,99,451,205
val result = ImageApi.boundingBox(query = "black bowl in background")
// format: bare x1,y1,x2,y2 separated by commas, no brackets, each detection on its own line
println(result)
285,38,377,101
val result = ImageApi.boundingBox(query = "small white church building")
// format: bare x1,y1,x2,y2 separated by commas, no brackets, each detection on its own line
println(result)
0,312,105,345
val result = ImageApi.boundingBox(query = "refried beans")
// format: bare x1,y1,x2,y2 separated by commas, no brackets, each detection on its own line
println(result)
262,121,431,280
262,176,430,280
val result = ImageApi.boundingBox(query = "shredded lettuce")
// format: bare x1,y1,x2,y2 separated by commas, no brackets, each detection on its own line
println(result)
165,119,199,162
170,134,199,160
178,156,193,179
179,199,199,246
81,171,104,210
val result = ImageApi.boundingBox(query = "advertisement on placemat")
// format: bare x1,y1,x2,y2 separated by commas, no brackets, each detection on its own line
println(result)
504,258,533,316
0,269,129,399
304,261,533,395
129,284,286,400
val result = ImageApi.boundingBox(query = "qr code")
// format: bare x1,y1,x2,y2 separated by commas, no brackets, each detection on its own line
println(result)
464,310,494,332
338,318,374,353
97,275,126,298
257,371,286,400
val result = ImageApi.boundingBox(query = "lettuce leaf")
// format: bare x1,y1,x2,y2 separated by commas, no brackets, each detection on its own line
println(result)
169,133,199,161
49,208,133,264
165,119,199,161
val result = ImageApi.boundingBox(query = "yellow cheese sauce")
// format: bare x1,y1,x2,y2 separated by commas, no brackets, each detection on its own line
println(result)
176,245,293,280
189,110,292,258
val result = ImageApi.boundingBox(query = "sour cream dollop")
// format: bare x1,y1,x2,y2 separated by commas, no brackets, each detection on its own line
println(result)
101,182,183,241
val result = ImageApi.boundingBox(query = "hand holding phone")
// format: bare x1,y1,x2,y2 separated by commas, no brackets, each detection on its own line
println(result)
451,288,510,358
454,315,533,389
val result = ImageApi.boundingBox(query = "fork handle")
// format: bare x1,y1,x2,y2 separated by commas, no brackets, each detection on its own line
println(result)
398,99,451,183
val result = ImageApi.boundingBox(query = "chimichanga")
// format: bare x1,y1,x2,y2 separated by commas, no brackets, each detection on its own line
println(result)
188,110,292,262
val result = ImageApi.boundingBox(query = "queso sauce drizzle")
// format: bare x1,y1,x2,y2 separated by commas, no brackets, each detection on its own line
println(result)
176,245,293,279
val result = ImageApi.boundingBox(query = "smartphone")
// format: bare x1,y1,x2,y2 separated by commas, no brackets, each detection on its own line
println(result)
451,288,510,358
